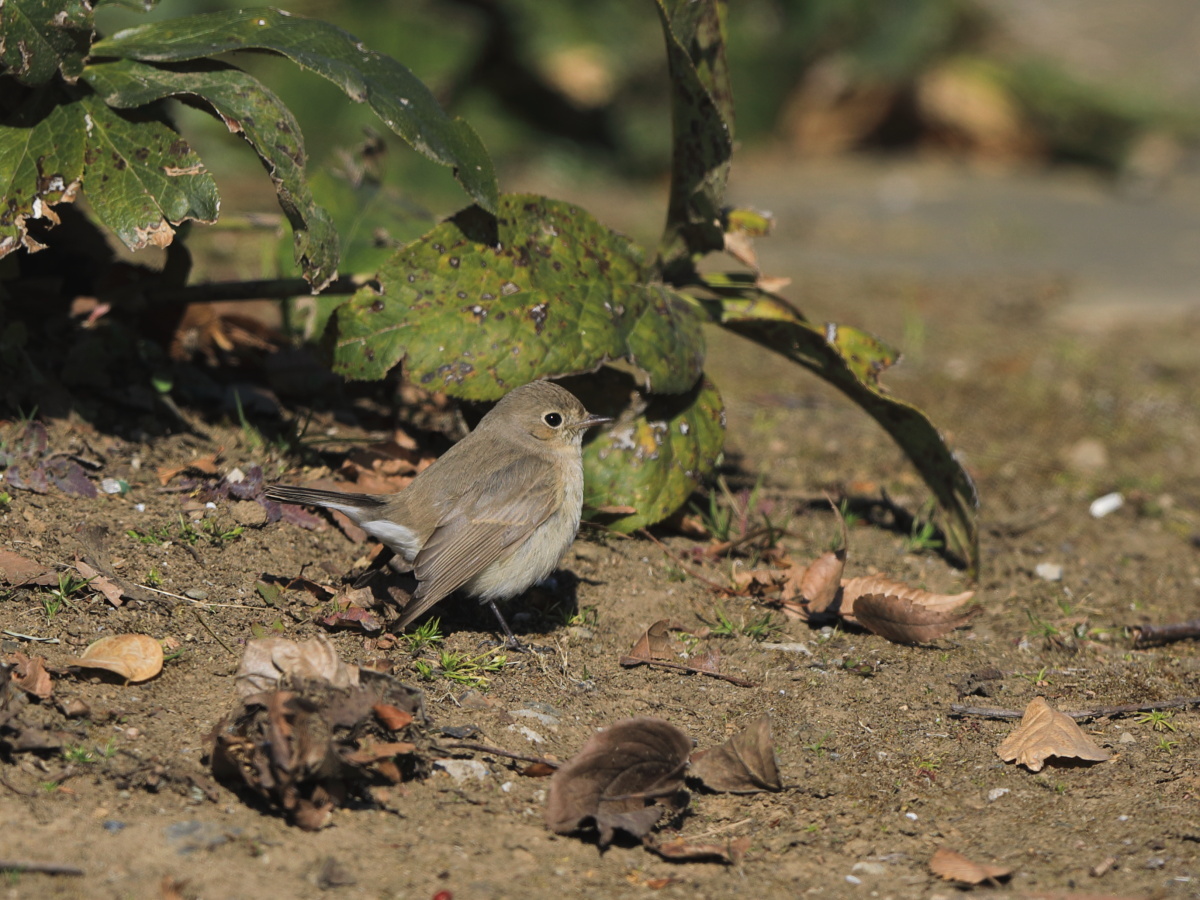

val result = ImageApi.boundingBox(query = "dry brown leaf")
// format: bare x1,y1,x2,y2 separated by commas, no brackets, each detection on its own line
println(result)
840,574,974,621
75,559,124,608
996,697,1112,773
0,549,52,586
786,550,845,614
929,846,1013,884
852,592,977,644
235,636,359,698
545,717,691,847
730,566,786,595
155,451,222,486
756,275,792,294
373,703,414,731
724,229,758,269
626,620,687,663
8,652,53,699
689,715,781,794
67,634,163,683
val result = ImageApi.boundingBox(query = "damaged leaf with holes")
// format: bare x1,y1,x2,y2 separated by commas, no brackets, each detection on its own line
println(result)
329,194,704,396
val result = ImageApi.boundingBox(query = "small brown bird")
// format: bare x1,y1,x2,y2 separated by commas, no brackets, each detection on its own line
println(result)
265,381,609,645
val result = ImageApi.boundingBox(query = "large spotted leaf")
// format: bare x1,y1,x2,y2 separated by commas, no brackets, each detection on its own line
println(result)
329,194,705,399
583,376,725,533
0,0,93,85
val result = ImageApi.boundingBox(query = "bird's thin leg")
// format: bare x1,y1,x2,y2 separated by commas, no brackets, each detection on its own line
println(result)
485,599,526,651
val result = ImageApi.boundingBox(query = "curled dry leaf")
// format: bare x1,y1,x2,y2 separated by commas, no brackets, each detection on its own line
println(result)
8,652,53,700
852,592,978,645
66,634,163,683
545,717,691,847
996,696,1111,773
75,559,124,608
0,550,53,586
235,636,359,698
840,574,975,621
784,549,845,615
689,715,782,794
929,847,1012,885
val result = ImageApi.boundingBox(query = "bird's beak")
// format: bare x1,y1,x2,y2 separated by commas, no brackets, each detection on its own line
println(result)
576,414,612,431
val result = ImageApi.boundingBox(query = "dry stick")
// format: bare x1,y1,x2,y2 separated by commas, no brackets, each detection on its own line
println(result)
0,860,84,876
1131,620,1200,647
950,696,1200,721
619,655,757,688
438,741,560,769
190,608,236,657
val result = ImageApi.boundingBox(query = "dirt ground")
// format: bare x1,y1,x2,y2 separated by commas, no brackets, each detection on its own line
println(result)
3,186,1200,900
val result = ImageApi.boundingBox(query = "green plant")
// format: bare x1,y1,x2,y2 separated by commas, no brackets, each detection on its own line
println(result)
0,0,979,573
400,618,445,653
1135,710,1177,733
144,568,163,588
62,743,96,765
1155,737,1179,754
803,733,831,758
904,517,944,553
0,490,11,510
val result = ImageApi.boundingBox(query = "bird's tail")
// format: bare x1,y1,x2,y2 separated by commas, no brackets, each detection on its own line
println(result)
264,484,384,518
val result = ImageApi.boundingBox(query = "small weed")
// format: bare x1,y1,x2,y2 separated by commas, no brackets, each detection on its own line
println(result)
0,490,11,510
707,607,778,641
1156,737,1180,754
199,519,244,543
804,823,821,833
413,659,435,681
837,499,863,529
62,744,96,765
41,594,64,623
1135,710,1177,733
904,518,943,553
400,618,444,653
145,568,163,588
435,649,508,687
126,524,173,545
1019,666,1052,686
39,781,59,794
710,608,738,638
1025,611,1062,644
803,733,831,757
664,562,688,583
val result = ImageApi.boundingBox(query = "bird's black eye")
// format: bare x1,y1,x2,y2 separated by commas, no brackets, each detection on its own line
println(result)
544,412,563,427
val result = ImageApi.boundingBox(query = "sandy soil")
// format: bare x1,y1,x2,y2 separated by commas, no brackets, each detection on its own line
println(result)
2,232,1200,900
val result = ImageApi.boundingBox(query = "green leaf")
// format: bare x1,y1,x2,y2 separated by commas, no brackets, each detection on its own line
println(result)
78,94,219,252
0,93,86,259
709,293,980,575
654,0,734,275
0,0,93,85
91,8,498,213
82,58,337,289
329,194,705,397
583,375,725,532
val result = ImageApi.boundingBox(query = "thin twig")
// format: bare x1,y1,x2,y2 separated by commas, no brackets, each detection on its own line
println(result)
1130,620,1200,648
950,697,1200,721
0,860,84,876
1,630,59,644
191,609,236,657
620,655,757,687
437,741,560,769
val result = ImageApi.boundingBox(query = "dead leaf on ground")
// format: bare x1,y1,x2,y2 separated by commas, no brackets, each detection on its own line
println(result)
996,697,1112,773
839,575,975,621
65,634,163,683
0,549,54,586
235,636,359,698
210,665,426,829
852,592,978,644
7,652,53,699
625,620,689,663
646,835,751,865
75,559,124,608
929,846,1013,885
545,717,691,847
689,715,782,794
155,450,223,486
373,703,414,732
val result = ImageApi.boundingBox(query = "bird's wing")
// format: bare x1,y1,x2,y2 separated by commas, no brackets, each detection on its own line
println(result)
394,458,559,629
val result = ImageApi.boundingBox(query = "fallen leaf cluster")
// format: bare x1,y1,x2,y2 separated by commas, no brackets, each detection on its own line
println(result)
724,506,977,644
210,637,428,829
546,715,780,860
0,422,97,498
0,653,75,756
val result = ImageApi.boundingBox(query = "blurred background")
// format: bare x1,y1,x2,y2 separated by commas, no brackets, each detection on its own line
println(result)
92,0,1200,329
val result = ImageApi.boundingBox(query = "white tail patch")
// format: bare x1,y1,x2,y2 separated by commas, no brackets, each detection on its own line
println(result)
359,520,421,561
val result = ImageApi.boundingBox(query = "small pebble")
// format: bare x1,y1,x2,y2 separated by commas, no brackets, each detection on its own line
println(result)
845,875,862,885
1090,492,1124,518
1035,562,1063,582
102,820,126,833
761,642,814,656
850,862,886,876
183,588,209,601
1119,731,1136,744
99,478,127,495
987,788,1010,802
433,758,491,784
